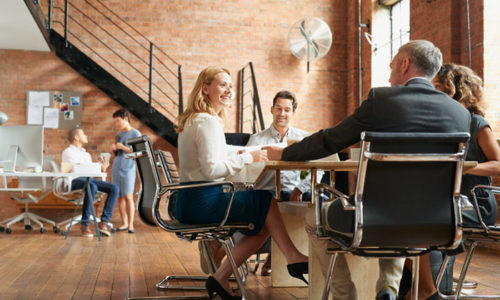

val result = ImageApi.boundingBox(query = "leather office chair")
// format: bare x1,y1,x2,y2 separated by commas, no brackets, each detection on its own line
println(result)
128,135,251,299
435,184,500,299
314,132,470,300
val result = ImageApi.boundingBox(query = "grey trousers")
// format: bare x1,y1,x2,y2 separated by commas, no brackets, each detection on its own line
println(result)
304,209,404,300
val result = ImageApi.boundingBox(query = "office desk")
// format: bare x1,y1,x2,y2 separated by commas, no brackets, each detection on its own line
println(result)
0,171,106,238
237,160,478,298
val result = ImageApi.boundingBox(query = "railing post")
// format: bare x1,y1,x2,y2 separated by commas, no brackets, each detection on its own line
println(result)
48,0,53,30
64,0,68,46
178,65,183,116
248,62,265,131
149,42,153,112
240,67,244,133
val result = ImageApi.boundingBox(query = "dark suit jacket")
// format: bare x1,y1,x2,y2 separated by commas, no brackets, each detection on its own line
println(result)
283,78,472,161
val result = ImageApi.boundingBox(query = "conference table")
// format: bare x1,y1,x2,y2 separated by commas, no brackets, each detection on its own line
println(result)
234,159,478,299
0,171,106,240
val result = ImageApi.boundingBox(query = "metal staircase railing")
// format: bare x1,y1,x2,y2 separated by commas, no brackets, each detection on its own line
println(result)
239,62,265,133
45,0,183,121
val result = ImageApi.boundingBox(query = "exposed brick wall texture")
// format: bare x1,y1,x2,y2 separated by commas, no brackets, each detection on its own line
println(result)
1,0,496,216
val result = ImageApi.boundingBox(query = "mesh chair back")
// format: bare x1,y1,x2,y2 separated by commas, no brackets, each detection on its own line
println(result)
352,132,469,250
128,135,162,226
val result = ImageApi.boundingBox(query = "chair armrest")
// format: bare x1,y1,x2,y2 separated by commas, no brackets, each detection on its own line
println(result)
457,194,473,211
125,150,147,160
470,185,500,232
315,183,354,238
160,181,236,229
315,183,354,210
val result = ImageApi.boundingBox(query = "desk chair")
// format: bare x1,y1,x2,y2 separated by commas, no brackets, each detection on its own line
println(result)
314,132,470,300
0,177,57,234
128,135,252,299
435,184,500,299
51,161,105,235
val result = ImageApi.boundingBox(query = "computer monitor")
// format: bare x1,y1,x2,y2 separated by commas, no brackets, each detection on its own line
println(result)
0,125,44,172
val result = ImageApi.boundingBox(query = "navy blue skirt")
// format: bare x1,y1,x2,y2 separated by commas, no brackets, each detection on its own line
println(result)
175,183,272,236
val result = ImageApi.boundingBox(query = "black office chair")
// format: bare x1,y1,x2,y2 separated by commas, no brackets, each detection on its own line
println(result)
314,131,470,300
435,184,500,299
127,135,252,299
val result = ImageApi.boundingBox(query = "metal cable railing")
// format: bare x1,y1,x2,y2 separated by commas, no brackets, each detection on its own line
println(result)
44,0,183,119
239,62,265,133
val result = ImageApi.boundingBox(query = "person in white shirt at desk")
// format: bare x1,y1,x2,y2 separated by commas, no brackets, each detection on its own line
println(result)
62,128,118,238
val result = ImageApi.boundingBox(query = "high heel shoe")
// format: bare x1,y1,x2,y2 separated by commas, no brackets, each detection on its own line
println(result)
287,262,309,284
206,276,241,300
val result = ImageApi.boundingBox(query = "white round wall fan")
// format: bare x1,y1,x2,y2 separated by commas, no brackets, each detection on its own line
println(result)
288,17,333,72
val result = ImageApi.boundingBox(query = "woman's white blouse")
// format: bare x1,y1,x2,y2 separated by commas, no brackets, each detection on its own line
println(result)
178,113,253,182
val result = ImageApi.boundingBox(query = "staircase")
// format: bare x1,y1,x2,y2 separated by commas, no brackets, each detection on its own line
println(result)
28,0,263,146
49,29,178,146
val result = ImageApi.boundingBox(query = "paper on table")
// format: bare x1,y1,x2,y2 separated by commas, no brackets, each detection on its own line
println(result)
309,153,340,162
227,161,266,183
43,107,59,128
241,142,287,153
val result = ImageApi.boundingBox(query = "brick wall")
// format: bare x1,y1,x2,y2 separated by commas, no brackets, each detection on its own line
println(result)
1,0,497,219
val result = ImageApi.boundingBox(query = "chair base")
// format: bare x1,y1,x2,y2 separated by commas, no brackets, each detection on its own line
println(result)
127,296,209,300
57,214,104,231
0,211,56,234
436,241,500,300
152,239,247,300
156,275,208,290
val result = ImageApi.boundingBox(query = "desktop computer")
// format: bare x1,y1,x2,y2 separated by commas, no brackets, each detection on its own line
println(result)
0,125,44,172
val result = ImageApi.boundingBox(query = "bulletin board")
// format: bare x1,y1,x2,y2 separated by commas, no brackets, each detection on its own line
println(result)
26,90,82,129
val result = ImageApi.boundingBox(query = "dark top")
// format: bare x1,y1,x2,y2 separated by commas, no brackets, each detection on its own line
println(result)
461,114,498,225
282,78,471,161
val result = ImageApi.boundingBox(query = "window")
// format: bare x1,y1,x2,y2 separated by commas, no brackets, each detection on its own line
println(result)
370,0,410,87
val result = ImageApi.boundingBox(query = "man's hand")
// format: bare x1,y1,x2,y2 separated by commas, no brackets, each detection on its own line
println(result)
262,146,284,161
289,188,303,202
99,157,110,172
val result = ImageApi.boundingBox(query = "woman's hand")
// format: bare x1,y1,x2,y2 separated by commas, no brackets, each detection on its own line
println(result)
250,149,268,162
114,142,131,153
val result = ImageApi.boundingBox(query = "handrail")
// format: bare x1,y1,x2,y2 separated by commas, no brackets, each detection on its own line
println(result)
44,0,183,120
51,19,177,121
239,62,265,133
93,0,180,66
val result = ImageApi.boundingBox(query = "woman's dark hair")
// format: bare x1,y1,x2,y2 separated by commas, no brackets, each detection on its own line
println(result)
113,108,130,122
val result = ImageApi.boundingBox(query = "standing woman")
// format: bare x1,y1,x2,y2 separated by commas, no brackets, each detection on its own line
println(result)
111,109,141,233
176,67,308,300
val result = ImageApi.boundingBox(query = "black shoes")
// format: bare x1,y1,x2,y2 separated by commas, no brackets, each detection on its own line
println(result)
206,276,241,300
287,262,308,284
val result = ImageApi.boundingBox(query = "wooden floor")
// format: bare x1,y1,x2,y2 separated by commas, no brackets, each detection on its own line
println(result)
0,216,499,300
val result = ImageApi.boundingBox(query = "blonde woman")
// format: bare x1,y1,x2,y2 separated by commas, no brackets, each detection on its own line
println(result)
176,67,308,300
